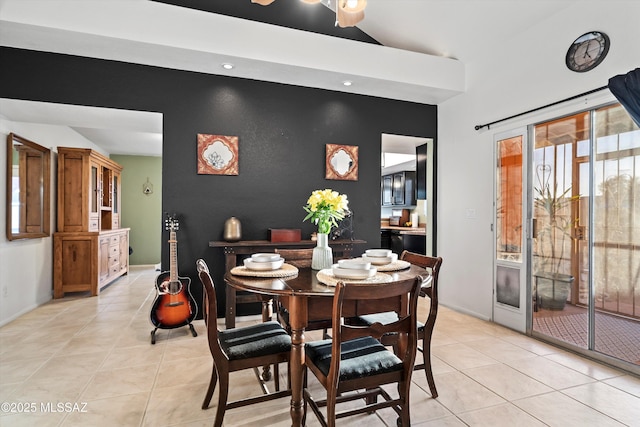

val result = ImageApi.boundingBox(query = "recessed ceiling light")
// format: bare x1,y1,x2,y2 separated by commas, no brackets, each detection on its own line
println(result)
343,80,353,86
222,63,234,70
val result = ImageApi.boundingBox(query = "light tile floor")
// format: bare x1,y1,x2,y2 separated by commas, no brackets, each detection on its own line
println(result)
1,266,639,426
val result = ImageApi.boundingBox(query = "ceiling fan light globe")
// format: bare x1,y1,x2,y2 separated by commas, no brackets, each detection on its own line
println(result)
341,0,366,13
336,6,364,27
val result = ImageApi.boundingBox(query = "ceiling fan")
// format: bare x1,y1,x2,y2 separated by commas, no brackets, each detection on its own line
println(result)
250,0,367,28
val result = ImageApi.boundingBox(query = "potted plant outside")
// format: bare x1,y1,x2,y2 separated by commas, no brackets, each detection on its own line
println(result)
533,169,579,310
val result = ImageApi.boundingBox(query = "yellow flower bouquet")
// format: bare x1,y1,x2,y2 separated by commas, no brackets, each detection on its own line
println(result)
303,189,349,235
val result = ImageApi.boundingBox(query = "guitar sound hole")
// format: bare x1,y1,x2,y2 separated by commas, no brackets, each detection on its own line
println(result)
159,281,184,295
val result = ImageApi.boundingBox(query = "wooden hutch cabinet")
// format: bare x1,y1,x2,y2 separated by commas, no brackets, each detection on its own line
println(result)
53,147,129,298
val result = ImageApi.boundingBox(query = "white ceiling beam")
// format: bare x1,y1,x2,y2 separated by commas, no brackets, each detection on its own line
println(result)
0,0,464,104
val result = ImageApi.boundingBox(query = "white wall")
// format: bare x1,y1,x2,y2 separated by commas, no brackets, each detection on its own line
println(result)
0,116,106,326
437,2,640,320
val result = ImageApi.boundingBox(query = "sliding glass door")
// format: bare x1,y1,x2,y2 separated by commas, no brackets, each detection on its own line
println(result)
530,103,640,368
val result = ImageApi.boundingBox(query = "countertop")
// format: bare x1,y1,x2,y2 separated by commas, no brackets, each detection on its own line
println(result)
380,225,426,235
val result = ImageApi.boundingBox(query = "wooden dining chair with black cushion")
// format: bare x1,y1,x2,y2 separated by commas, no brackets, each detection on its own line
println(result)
303,275,423,427
356,250,443,398
274,248,332,339
196,259,292,427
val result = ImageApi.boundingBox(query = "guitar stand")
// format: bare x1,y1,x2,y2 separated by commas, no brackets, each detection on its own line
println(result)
150,322,198,345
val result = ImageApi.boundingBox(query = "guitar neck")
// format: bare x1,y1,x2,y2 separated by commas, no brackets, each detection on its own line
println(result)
169,230,178,282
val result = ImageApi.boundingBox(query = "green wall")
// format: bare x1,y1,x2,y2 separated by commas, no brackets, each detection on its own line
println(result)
112,155,162,266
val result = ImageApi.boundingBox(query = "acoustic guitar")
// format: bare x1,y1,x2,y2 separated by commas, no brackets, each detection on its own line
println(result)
150,214,197,344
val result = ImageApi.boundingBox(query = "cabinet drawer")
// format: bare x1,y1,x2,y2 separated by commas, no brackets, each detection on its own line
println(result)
110,264,121,275
109,245,119,257
109,256,119,268
110,235,120,244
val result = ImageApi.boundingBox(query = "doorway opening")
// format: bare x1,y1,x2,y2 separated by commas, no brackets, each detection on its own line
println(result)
0,98,164,267
380,134,435,256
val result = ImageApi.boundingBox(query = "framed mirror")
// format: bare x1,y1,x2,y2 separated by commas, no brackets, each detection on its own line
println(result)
325,144,358,181
6,133,51,240
197,133,239,175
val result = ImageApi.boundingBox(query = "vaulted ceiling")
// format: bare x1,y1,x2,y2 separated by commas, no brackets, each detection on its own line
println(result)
0,0,581,155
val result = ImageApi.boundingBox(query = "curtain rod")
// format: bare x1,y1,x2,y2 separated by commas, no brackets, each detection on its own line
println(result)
474,85,609,131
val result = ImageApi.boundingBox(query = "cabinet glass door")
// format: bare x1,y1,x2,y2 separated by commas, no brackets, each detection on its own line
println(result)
113,175,119,214
392,173,404,205
382,175,392,206
91,164,98,214
102,168,112,208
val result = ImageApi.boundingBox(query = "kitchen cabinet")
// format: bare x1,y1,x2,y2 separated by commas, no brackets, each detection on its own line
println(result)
381,171,416,206
381,175,393,206
380,229,391,248
381,229,426,255
56,147,122,232
53,147,129,298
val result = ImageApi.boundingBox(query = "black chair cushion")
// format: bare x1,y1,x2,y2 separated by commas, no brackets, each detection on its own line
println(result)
305,336,403,381
357,311,425,332
219,321,291,360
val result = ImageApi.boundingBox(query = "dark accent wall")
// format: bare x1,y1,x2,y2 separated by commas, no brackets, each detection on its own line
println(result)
0,47,437,317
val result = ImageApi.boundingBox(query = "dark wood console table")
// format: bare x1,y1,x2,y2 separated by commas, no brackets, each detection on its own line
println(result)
209,239,366,328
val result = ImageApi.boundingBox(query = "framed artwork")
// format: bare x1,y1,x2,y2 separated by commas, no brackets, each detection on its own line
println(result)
197,134,238,175
325,144,358,181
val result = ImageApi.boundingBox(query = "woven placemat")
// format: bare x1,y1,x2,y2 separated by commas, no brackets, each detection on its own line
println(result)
230,263,299,278
375,260,411,272
316,269,394,287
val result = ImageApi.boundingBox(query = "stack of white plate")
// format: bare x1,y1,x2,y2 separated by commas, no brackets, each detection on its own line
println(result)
332,258,376,279
243,253,284,271
361,249,398,265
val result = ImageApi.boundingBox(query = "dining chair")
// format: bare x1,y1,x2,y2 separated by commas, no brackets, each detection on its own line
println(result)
356,250,443,398
274,248,314,268
274,248,333,339
303,275,423,427
195,259,292,427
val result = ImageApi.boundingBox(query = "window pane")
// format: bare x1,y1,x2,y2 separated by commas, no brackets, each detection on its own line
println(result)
533,113,582,312
496,136,522,262
593,104,640,320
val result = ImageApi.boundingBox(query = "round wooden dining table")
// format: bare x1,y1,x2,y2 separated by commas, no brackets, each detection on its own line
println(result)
224,264,430,427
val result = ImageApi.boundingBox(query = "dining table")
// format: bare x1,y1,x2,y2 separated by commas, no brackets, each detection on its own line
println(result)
224,262,430,427
210,239,367,328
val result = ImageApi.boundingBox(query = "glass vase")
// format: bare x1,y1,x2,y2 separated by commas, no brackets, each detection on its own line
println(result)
312,233,333,270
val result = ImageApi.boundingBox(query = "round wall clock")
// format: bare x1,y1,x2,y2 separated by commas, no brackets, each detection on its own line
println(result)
565,31,610,73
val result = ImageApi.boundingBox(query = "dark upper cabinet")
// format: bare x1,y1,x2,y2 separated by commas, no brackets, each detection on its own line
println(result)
381,174,393,206
381,171,416,207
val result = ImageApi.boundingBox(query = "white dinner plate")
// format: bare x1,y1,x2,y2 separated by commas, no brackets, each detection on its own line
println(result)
337,258,371,270
364,249,392,258
362,253,398,265
332,264,377,279
243,258,284,271
251,253,281,262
